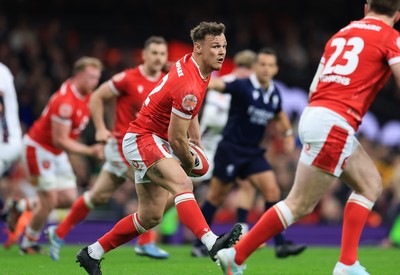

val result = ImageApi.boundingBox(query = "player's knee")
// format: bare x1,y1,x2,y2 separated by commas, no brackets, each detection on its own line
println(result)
263,186,281,201
287,200,316,219
207,191,226,206
366,171,382,200
91,192,112,205
143,214,163,229
175,176,194,193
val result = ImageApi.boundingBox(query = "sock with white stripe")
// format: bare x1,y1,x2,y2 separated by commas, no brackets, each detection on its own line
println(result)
97,213,144,253
234,200,294,265
174,192,215,248
339,192,374,265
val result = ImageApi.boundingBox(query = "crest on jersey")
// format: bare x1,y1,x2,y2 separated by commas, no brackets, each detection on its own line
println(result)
397,37,400,49
137,85,144,94
182,94,198,111
59,103,73,118
112,72,126,82
42,160,51,169
131,160,141,169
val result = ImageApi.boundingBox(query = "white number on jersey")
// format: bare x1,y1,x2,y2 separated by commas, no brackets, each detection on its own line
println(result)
144,74,169,106
322,37,364,76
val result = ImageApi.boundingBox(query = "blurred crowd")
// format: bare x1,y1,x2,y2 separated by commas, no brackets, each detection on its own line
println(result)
0,0,399,246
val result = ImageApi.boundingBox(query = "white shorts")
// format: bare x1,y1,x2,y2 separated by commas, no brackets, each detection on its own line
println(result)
102,137,130,178
122,133,174,184
298,106,358,177
22,135,76,191
0,140,22,176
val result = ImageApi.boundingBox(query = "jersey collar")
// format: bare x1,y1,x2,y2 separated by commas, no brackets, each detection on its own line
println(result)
249,73,275,93
190,55,208,81
70,82,86,100
138,64,161,82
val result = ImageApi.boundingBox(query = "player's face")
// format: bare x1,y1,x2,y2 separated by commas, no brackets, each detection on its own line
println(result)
254,53,278,86
79,65,101,94
199,34,227,73
143,43,168,74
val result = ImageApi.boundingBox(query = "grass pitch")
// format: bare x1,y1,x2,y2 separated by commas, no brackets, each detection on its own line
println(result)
0,244,399,274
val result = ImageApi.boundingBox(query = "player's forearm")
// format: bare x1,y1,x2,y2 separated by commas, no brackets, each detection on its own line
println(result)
89,94,107,131
170,137,194,171
188,116,201,144
207,78,225,92
53,138,93,156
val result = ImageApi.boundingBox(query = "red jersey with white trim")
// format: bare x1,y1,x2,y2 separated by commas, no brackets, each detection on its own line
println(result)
128,54,209,140
309,17,400,130
108,66,165,142
27,81,91,154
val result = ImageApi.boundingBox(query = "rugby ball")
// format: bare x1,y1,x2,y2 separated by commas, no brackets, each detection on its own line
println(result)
189,142,209,177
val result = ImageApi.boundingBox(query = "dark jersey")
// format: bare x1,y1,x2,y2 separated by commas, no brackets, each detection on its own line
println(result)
222,74,282,147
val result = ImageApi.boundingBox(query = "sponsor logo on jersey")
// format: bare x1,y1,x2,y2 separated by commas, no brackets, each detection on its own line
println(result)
59,103,73,118
42,160,51,169
176,60,184,77
182,94,197,111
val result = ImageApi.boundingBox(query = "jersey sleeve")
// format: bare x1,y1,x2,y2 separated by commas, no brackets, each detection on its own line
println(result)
273,88,283,115
108,70,129,96
171,87,201,120
223,79,240,95
386,32,400,66
49,96,74,126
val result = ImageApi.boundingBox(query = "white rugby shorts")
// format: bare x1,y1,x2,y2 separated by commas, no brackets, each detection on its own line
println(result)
22,135,76,191
122,133,174,184
298,106,358,177
102,137,130,178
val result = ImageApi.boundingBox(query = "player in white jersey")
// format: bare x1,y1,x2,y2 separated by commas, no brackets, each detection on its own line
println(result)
0,62,22,176
198,50,255,181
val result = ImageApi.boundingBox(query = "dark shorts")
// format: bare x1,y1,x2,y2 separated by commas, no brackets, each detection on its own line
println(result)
212,140,271,183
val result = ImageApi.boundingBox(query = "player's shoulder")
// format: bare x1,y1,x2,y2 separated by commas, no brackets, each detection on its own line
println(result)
51,82,79,105
112,67,138,82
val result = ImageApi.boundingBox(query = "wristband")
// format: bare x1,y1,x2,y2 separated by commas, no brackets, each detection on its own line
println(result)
284,129,294,137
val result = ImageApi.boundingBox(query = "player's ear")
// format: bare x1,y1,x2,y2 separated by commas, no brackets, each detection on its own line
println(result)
194,42,202,54
395,10,400,24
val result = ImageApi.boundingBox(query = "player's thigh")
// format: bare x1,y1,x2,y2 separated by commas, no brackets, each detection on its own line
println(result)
206,176,234,205
90,169,125,202
136,181,169,222
56,187,78,208
285,161,337,219
146,158,193,195
340,142,382,201
248,170,280,201
235,178,256,209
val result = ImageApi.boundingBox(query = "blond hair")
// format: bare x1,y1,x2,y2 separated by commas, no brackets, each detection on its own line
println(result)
233,50,257,68
72,57,103,75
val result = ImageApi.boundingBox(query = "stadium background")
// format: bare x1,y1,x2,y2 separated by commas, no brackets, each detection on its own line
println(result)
0,0,399,246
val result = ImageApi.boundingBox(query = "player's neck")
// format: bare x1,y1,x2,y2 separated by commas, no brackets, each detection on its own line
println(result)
365,12,396,27
192,55,211,80
141,64,161,79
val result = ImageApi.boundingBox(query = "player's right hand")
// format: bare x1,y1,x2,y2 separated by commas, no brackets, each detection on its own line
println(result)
90,143,105,160
95,128,112,144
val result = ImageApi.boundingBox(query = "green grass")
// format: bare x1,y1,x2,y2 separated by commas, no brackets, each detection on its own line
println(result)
0,244,399,274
